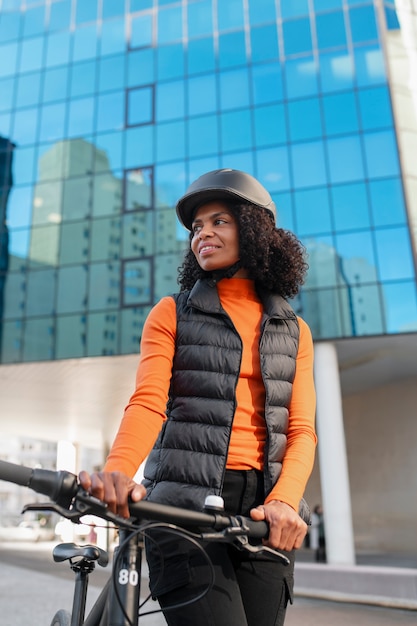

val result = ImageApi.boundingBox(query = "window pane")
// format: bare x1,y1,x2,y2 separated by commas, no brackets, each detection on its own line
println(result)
336,231,378,283
354,46,386,87
220,110,252,152
16,72,42,109
288,97,322,141
219,31,247,69
39,103,66,143
156,121,185,162
327,135,364,183
281,0,309,18
87,311,119,356
249,0,277,24
19,37,44,73
6,185,33,229
92,172,122,217
250,24,278,63
70,60,97,98
63,176,92,220
319,50,354,93
252,63,283,105
0,77,15,112
95,132,123,171
131,13,153,48
0,11,21,43
89,261,120,311
157,43,185,80
56,315,86,358
97,91,124,132
375,228,415,281
369,178,406,227
26,269,56,316
285,57,318,99
8,228,30,270
187,0,213,38
157,6,182,44
253,103,287,147
76,0,98,24
59,221,90,265
291,142,327,188
23,6,45,37
256,147,290,192
3,272,26,319
127,49,154,87
187,37,215,74
156,81,184,121
295,187,332,235
23,318,54,361
11,108,39,145
45,31,71,68
0,42,18,78
122,211,154,258
349,6,378,43
32,180,62,226
188,115,219,158
123,258,152,305
72,24,98,62
98,55,125,92
188,75,217,116
322,92,359,135
282,18,312,56
219,69,250,110
43,66,69,103
29,224,60,267
363,130,399,178
100,17,126,56
124,125,154,169
382,282,417,333
49,1,71,31
331,182,371,231
67,97,95,137
124,167,153,211
56,266,88,314
1,320,22,362
90,215,121,261
358,86,392,130
217,0,244,30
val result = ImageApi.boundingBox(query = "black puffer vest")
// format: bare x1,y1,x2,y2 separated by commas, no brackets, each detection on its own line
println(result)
143,278,303,514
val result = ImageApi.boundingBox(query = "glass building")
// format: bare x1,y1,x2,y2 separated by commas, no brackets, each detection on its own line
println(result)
1,0,417,559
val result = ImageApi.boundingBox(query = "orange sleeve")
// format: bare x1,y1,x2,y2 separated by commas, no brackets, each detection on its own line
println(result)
104,297,176,477
264,317,317,511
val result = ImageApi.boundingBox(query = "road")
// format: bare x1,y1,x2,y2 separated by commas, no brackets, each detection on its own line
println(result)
1,541,416,625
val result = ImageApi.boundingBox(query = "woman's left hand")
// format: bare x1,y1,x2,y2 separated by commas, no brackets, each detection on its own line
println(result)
250,500,307,551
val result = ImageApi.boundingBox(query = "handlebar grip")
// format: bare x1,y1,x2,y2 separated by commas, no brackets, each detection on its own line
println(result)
0,460,78,508
235,516,268,539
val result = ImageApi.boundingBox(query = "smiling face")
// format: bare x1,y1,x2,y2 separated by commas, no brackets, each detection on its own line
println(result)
190,202,248,276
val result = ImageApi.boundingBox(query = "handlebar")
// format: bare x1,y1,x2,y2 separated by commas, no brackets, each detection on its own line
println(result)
0,459,268,540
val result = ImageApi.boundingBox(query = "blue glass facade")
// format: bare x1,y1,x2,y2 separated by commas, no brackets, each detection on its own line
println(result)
0,0,416,363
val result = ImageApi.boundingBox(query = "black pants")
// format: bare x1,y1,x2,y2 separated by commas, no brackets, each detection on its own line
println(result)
146,470,294,626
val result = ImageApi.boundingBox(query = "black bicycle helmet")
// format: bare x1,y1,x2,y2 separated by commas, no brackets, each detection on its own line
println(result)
176,169,276,230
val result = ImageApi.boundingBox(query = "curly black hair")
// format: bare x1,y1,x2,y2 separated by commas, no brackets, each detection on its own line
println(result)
177,202,308,299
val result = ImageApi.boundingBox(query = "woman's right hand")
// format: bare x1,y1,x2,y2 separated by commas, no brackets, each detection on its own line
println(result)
78,470,146,519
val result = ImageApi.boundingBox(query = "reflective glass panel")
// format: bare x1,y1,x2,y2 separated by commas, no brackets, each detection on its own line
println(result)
95,132,123,172
357,86,392,130
26,269,56,316
349,6,378,43
363,130,399,178
6,186,33,229
127,49,154,87
3,272,26,318
0,77,15,112
291,141,327,188
13,146,37,185
29,223,60,267
217,0,244,30
319,50,354,93
256,147,290,192
0,42,18,78
12,108,39,146
220,110,252,152
120,306,150,355
314,0,343,9
354,46,385,87
123,258,152,305
7,228,30,270
187,74,217,116
49,1,71,31
1,320,22,362
131,13,153,48
322,92,359,135
375,227,415,281
56,265,88,314
250,25,278,63
154,162,186,210
219,31,246,69
0,11,21,43
253,103,287,147
157,6,182,44
282,18,312,56
43,66,69,103
88,261,120,311
188,115,219,158
252,63,283,105
281,0,309,18
45,31,71,68
67,97,95,138
124,167,153,211
124,125,154,169
156,44,185,80
62,176,92,221
16,72,42,108
382,281,417,333
55,314,86,358
90,216,121,261
100,18,126,56
336,231,378,283
219,69,250,110
294,187,332,235
369,178,406,227
156,121,185,162
97,92,124,132
187,37,215,74
285,57,318,99
32,180,62,226
59,221,90,265
288,97,323,141
326,135,364,183
122,211,154,258
92,172,122,217
70,60,97,98
316,11,346,49
187,0,213,38
273,192,294,230
87,311,119,356
72,24,98,62
98,55,125,92
23,318,55,362
331,182,371,231
39,103,66,143
19,36,44,73
249,0,277,24
156,81,184,121
76,0,98,23
154,252,183,300
23,6,45,37
302,236,338,288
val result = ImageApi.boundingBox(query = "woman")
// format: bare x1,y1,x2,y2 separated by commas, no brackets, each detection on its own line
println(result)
80,169,317,625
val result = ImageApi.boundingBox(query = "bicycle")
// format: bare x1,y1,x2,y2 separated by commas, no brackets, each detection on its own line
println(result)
0,460,289,626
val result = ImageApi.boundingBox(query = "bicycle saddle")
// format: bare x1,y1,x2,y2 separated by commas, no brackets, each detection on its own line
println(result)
53,542,109,567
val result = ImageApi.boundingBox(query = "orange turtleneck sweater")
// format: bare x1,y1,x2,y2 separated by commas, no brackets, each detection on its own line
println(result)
105,279,316,511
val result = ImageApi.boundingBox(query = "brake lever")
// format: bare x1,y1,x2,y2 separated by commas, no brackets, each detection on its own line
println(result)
232,535,290,565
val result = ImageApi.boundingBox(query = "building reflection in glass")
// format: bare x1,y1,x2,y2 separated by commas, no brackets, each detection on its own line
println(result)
0,137,15,355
